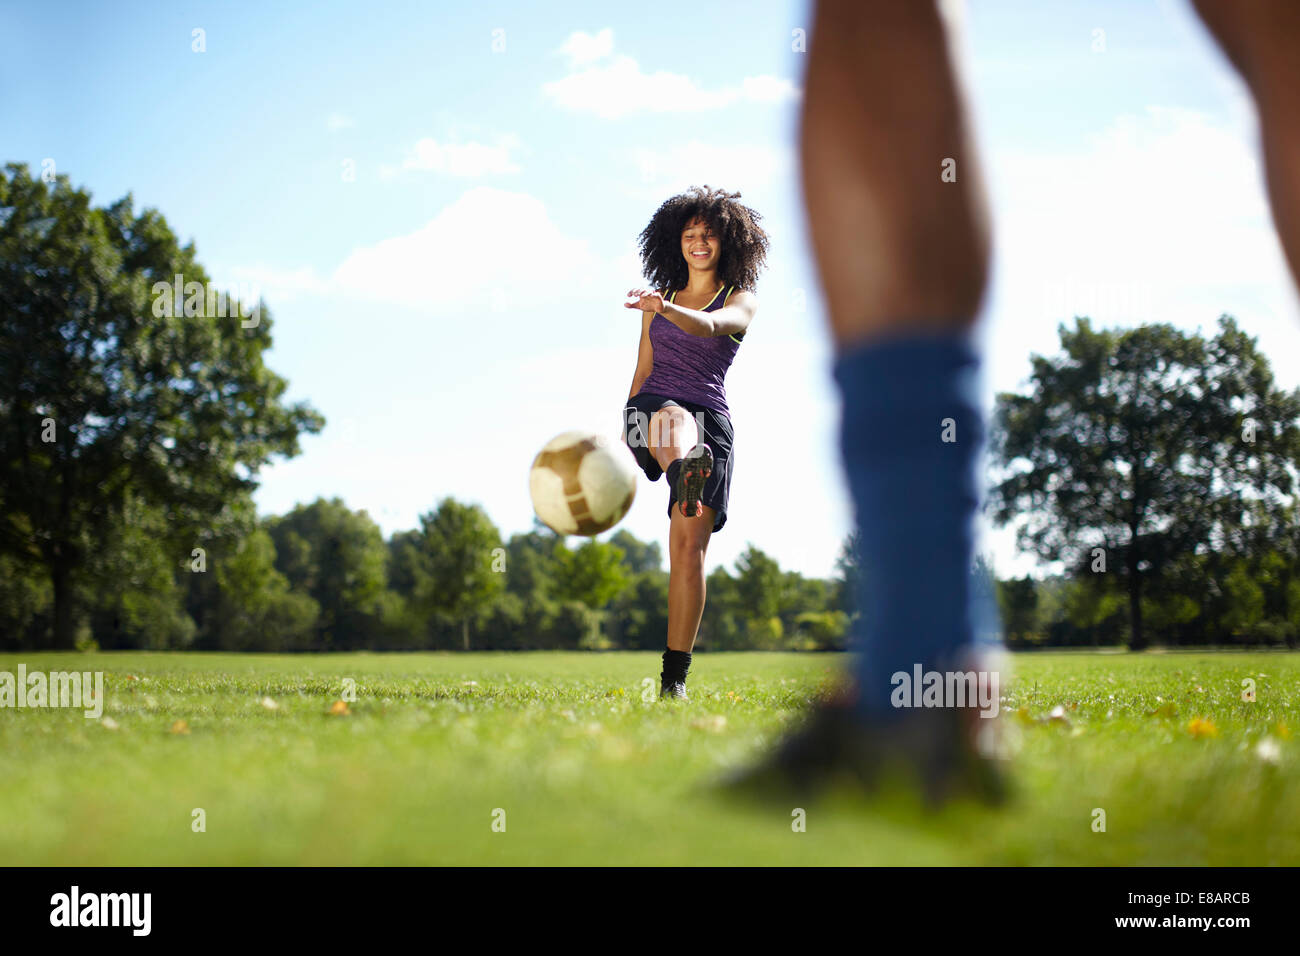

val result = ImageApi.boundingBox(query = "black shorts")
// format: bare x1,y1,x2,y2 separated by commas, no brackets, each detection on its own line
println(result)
622,392,734,533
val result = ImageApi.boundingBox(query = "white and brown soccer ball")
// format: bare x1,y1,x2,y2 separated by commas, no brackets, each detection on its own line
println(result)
529,431,638,536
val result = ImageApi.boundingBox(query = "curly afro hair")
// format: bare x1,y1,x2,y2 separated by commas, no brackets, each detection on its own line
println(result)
636,185,770,295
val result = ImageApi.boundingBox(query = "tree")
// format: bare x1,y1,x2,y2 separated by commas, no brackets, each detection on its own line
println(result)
608,570,670,649
85,492,195,649
201,524,319,651
734,545,782,620
0,164,323,647
996,575,1041,648
832,531,863,618
699,567,744,649
410,498,504,650
609,529,663,574
0,550,49,647
988,316,1300,649
503,527,561,602
266,498,393,649
551,538,630,608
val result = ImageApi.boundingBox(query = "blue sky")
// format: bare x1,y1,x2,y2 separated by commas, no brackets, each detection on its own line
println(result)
4,0,1299,579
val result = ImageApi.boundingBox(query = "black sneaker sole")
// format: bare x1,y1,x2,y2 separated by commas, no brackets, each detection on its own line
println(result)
714,700,1012,809
677,444,713,518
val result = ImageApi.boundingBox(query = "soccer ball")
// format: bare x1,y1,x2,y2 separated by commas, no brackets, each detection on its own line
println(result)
529,431,638,536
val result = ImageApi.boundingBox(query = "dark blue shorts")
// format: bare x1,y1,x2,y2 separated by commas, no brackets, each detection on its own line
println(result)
622,392,734,533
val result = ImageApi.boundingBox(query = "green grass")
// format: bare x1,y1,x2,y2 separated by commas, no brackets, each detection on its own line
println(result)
1,649,1297,865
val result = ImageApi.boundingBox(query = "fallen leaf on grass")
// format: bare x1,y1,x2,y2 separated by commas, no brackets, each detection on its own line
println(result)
101,717,119,731
1187,717,1218,738
260,697,279,711
169,720,190,735
328,700,351,716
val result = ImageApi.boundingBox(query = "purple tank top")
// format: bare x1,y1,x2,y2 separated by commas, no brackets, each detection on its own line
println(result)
639,284,743,415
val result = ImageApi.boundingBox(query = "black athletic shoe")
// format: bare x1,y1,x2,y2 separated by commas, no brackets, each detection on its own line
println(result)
718,694,1010,808
675,443,713,518
660,681,688,700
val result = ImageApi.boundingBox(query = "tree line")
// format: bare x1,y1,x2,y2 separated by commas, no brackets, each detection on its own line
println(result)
0,493,857,652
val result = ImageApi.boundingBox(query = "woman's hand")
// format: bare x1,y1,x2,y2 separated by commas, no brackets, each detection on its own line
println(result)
624,288,667,314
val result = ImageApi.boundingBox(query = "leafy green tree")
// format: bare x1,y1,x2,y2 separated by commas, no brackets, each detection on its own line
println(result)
1061,574,1126,646
734,545,783,622
789,610,849,650
778,572,839,648
409,498,504,650
503,527,561,601
551,538,630,608
609,529,663,574
550,538,631,649
996,575,1041,648
85,493,195,649
832,531,862,618
266,498,393,649
989,316,1300,649
203,525,319,651
387,529,424,601
0,164,322,647
745,614,784,649
0,550,49,647
1220,558,1266,642
608,570,670,649
699,566,743,649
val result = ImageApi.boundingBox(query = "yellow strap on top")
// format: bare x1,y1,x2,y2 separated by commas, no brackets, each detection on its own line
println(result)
726,286,745,343
671,286,743,341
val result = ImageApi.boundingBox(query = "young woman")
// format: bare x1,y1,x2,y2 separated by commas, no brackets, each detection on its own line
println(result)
621,185,770,699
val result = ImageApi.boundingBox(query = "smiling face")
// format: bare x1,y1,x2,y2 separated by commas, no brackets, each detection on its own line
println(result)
681,216,719,271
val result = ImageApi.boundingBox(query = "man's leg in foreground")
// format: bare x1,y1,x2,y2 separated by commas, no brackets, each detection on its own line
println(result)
803,0,994,724
728,0,1003,803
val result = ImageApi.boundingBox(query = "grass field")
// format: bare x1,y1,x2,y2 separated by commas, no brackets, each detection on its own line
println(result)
1,649,1297,865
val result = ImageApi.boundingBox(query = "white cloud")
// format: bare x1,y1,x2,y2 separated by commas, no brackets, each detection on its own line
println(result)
988,105,1295,340
329,186,594,311
212,263,325,304
739,75,800,104
383,134,522,178
228,187,655,320
557,28,614,67
543,40,799,119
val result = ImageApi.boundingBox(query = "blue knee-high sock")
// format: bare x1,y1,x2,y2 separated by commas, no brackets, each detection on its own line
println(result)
832,330,997,721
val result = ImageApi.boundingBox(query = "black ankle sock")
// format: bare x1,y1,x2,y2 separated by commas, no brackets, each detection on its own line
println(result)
661,648,692,686
665,458,683,490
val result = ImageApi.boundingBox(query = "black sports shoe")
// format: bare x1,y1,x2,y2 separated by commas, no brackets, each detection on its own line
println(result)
660,681,688,700
675,443,713,518
718,694,1010,808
